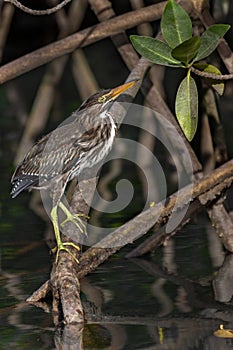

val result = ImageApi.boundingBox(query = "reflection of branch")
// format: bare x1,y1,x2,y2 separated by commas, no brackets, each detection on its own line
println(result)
0,2,166,84
213,254,233,302
127,199,202,258
131,258,227,315
4,0,72,15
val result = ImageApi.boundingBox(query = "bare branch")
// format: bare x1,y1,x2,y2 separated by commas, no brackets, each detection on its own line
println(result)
0,3,14,62
0,2,166,84
76,159,233,276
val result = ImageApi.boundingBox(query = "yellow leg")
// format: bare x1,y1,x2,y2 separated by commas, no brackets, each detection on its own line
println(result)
51,205,80,264
58,201,88,235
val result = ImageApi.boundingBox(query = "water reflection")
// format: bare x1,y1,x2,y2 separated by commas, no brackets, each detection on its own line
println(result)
2,220,233,349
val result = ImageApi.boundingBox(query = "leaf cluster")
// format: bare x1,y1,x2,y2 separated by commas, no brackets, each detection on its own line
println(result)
130,0,230,141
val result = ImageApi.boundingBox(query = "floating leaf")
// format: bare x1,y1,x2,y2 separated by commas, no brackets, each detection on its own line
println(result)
194,63,224,95
161,0,192,48
175,74,198,141
214,325,233,338
172,37,200,66
130,35,181,67
195,24,230,61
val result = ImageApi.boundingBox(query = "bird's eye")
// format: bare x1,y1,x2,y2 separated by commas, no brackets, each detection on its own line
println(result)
98,96,106,103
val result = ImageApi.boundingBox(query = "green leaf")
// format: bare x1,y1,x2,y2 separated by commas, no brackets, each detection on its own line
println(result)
194,63,224,95
130,35,181,67
161,0,192,48
195,24,230,61
172,37,200,66
175,73,198,141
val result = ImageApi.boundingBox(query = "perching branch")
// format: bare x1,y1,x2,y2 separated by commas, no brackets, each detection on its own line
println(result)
77,159,233,277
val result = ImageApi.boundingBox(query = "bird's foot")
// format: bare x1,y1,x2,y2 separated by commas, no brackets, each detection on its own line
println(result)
58,202,89,234
60,212,89,234
52,242,80,264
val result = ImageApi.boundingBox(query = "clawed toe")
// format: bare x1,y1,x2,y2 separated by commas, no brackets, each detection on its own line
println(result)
55,242,80,264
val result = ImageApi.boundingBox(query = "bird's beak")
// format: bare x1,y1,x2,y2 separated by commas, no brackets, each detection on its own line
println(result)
106,80,138,100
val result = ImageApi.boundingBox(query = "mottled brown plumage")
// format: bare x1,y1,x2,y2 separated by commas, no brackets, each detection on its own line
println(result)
11,81,136,263
11,82,135,200
11,101,113,198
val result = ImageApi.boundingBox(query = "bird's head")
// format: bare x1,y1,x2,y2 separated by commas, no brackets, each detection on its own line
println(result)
78,80,138,112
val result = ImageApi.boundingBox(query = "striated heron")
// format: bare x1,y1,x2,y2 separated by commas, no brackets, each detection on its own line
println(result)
11,80,136,262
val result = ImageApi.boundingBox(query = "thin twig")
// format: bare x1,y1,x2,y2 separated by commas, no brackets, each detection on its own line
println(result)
191,66,233,80
4,0,72,15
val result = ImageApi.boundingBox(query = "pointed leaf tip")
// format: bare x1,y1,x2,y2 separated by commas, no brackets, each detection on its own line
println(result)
130,35,181,67
195,24,230,62
161,0,192,48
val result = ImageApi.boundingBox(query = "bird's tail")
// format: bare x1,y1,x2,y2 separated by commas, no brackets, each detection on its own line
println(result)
11,176,38,198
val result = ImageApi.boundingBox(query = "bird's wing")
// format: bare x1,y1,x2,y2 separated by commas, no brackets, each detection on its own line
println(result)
11,121,96,183
12,133,51,181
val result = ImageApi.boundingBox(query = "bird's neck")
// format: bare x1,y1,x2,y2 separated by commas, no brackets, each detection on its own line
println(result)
104,111,117,130
80,106,117,137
